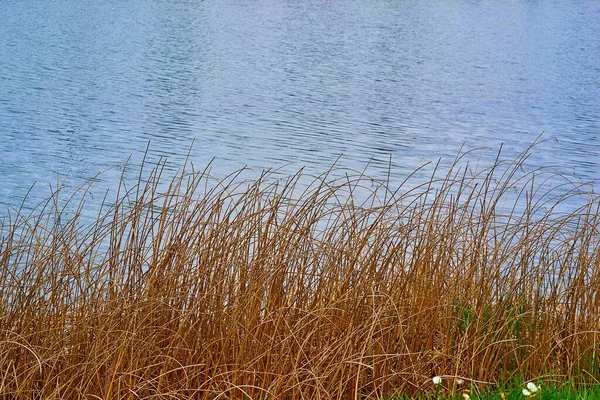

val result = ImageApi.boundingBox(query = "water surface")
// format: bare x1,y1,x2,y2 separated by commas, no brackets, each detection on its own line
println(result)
1,0,599,215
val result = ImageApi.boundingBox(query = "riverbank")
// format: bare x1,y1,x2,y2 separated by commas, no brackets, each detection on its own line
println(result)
1,147,598,399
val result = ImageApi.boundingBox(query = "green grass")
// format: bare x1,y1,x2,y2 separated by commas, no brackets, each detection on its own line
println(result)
391,382,600,399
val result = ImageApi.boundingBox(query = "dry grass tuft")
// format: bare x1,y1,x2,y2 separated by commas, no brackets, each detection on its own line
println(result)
1,144,599,399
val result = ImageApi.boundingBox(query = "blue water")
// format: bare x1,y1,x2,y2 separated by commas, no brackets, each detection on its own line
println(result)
1,0,599,215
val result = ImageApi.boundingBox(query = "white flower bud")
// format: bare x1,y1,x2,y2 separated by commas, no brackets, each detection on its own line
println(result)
526,382,539,393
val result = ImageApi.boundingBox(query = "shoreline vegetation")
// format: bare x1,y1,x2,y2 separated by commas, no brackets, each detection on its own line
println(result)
1,143,599,399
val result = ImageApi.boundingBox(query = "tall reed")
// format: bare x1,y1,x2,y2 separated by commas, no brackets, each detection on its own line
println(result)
1,144,598,399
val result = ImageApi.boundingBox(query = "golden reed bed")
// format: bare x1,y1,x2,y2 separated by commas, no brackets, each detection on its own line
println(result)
1,143,599,399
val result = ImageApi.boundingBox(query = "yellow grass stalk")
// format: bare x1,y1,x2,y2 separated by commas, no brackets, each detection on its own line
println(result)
0,144,599,399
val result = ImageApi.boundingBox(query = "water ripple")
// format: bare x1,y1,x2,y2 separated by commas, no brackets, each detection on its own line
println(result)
0,0,599,216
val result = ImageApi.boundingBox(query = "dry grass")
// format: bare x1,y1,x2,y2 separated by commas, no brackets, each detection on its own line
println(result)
1,144,599,399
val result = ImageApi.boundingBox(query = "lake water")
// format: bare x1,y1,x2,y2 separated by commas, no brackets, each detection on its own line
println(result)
1,0,599,216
